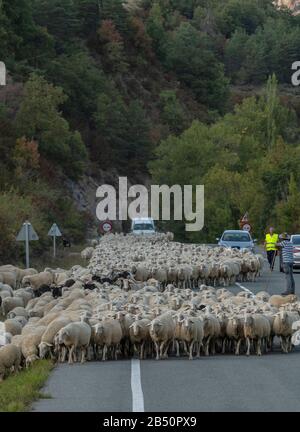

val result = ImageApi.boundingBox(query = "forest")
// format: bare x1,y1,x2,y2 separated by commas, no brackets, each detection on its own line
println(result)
0,0,300,259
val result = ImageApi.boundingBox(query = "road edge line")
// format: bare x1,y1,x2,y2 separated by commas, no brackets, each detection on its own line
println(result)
131,359,145,412
235,282,255,298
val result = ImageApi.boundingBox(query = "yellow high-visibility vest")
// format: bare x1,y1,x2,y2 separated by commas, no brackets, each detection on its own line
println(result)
265,233,279,251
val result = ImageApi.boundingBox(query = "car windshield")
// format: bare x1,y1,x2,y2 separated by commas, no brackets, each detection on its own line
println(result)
134,223,154,231
222,232,250,242
292,236,300,245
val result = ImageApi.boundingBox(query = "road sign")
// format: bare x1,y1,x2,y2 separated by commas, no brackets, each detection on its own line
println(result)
48,223,62,258
16,221,39,268
48,223,62,237
100,220,113,234
16,222,39,241
242,223,251,232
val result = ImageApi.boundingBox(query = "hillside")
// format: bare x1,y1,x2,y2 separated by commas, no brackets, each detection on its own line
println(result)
1,0,300,262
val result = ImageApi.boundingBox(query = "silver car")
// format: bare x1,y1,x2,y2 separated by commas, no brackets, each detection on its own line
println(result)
292,235,300,267
279,234,300,271
216,230,256,252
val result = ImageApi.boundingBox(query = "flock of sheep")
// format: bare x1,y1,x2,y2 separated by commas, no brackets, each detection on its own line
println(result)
0,233,300,382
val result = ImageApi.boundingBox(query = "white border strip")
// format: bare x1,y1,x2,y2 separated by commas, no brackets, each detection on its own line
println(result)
131,359,145,412
235,282,255,297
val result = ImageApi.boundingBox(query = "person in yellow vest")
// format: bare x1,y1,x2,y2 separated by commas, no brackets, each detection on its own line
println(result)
264,227,279,271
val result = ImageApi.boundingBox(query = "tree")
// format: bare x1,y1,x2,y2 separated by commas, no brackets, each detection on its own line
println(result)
165,23,229,112
146,1,167,60
16,74,87,179
275,174,300,233
159,90,187,133
97,20,128,73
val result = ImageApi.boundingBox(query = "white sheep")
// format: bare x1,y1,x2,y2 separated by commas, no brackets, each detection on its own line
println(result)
0,344,22,381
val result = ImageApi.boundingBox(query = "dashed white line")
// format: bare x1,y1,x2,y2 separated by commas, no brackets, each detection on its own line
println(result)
131,359,145,412
235,282,255,298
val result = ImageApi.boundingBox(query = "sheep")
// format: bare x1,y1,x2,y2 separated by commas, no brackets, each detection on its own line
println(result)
148,312,175,360
81,247,94,261
57,322,91,364
129,319,151,359
39,317,72,359
269,295,298,308
0,344,22,381
225,316,244,355
243,314,271,356
179,316,204,360
4,319,23,336
14,288,34,306
202,312,221,356
0,271,17,289
22,271,55,291
272,310,299,353
21,326,46,367
93,320,123,361
2,297,24,317
7,306,29,320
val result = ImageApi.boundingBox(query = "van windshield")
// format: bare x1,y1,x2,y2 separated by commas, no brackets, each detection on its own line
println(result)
134,223,154,231
222,232,250,242
292,236,300,245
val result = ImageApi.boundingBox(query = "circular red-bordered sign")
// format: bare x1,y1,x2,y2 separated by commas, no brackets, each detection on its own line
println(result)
99,220,113,234
242,223,251,232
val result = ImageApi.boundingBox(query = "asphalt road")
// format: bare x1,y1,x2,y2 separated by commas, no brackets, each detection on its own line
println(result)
32,250,300,413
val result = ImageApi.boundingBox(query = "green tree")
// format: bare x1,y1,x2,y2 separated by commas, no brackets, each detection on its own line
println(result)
159,90,186,134
16,74,87,179
165,23,229,112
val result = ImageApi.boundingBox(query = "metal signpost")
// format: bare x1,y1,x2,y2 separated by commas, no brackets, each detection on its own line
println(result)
16,221,39,268
48,223,62,258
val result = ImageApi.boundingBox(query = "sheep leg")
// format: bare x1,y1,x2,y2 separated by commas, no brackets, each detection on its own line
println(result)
159,341,166,359
140,342,145,360
163,341,171,358
102,344,107,361
196,342,202,358
257,339,262,356
222,338,226,354
175,340,180,357
81,348,86,364
205,336,211,356
235,339,241,356
246,337,251,356
189,341,194,360
68,346,75,364
154,342,160,360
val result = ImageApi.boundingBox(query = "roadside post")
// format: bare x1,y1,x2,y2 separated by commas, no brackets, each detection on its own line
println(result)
48,223,62,258
16,221,39,268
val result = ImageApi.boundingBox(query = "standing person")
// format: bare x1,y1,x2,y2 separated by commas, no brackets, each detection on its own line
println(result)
264,227,279,271
277,233,295,295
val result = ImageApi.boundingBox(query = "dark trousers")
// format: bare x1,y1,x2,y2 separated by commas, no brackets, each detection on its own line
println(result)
267,250,276,269
283,262,295,294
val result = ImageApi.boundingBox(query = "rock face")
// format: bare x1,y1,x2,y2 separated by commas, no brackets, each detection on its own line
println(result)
65,168,151,235
276,0,300,13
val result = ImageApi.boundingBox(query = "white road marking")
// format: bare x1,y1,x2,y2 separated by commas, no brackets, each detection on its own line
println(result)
235,282,255,298
131,359,145,412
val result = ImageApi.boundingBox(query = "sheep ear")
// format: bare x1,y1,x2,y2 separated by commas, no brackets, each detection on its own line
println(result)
146,323,151,326
129,324,134,329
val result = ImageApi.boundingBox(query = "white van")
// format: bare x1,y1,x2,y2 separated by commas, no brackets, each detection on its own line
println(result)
131,218,155,235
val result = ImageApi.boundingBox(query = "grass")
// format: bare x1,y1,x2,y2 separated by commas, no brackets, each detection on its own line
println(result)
0,360,54,412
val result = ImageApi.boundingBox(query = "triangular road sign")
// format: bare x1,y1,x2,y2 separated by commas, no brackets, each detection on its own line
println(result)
48,223,62,237
16,222,39,241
